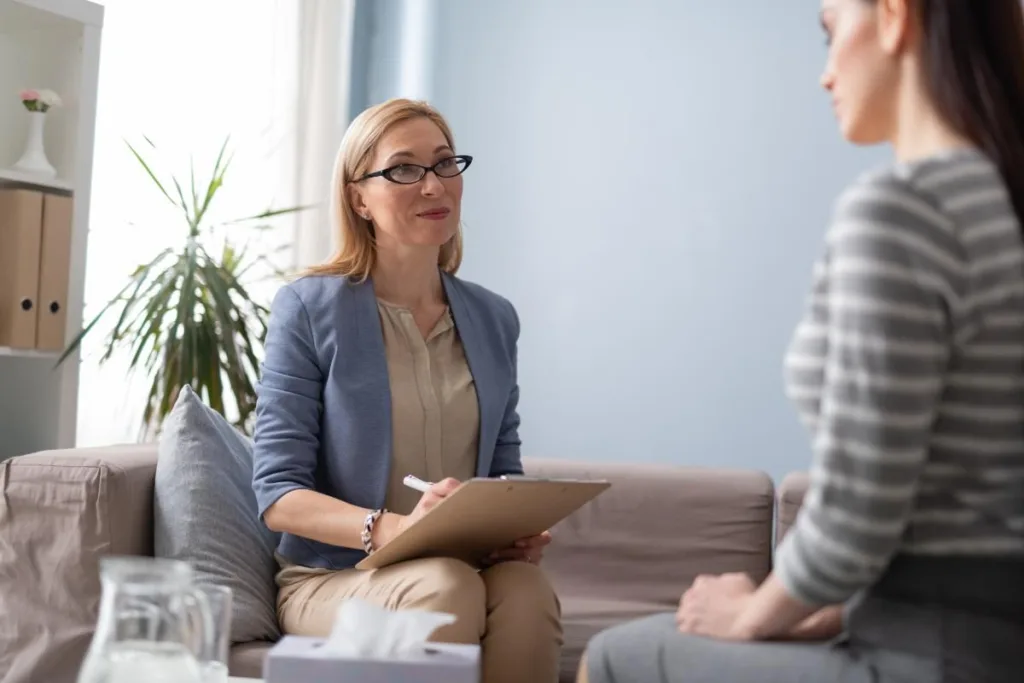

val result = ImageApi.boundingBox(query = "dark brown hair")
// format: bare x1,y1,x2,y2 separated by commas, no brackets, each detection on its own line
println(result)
883,0,1024,224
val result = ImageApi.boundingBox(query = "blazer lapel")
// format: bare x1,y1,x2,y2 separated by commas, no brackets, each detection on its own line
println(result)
442,273,498,477
340,277,392,505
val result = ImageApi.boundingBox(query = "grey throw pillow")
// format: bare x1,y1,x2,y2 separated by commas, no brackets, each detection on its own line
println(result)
155,385,281,643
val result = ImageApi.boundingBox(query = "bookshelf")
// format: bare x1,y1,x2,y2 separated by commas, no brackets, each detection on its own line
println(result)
0,0,102,459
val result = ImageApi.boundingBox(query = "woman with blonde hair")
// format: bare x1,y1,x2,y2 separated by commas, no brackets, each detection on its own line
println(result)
251,98,562,683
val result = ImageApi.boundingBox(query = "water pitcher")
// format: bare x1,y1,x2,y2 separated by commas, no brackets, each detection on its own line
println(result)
77,557,215,683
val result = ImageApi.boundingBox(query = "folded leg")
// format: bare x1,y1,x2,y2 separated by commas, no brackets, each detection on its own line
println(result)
584,613,931,683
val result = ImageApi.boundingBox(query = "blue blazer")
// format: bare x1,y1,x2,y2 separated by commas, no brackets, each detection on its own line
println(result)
251,272,524,570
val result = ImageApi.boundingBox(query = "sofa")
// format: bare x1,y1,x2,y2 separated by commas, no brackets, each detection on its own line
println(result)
0,443,810,683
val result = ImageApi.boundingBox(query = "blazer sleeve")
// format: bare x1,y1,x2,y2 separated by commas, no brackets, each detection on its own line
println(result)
251,284,324,521
489,300,525,477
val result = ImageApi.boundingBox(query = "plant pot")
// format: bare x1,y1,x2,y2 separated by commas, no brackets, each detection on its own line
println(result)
13,111,56,179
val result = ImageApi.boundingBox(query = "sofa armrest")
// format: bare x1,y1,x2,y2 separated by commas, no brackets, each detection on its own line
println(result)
0,443,159,683
775,471,810,546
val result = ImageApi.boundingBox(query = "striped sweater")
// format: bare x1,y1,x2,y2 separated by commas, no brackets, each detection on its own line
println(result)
776,147,1024,606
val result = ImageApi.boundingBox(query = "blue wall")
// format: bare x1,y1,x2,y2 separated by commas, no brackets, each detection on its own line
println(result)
354,0,888,483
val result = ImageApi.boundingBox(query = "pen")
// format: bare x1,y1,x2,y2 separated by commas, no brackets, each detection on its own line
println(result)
403,474,433,493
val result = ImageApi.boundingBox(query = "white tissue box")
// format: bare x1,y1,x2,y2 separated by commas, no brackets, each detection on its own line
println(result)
265,635,480,683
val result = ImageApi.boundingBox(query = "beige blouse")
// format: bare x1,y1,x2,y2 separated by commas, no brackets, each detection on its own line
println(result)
377,299,480,516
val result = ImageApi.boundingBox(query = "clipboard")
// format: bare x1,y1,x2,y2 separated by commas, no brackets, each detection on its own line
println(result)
355,477,611,570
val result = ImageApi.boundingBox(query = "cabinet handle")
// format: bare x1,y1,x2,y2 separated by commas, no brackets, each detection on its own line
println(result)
20,298,33,311
49,301,60,314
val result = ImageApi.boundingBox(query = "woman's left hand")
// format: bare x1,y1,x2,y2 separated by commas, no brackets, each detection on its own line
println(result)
486,530,552,565
676,573,757,640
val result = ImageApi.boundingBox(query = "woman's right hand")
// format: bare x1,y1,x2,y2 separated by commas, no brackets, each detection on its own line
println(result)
401,477,462,531
373,477,462,548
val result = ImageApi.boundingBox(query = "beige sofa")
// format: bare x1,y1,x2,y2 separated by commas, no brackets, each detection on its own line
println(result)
0,443,810,683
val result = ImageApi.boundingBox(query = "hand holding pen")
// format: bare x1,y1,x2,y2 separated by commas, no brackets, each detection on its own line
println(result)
396,474,461,535
402,475,551,565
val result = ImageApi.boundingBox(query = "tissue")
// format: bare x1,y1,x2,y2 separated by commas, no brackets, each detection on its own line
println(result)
321,598,457,659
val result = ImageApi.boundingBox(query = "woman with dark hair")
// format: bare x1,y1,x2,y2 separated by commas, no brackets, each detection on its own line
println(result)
579,1,1024,681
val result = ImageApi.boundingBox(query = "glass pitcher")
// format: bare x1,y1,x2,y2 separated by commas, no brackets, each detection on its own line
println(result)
77,557,215,683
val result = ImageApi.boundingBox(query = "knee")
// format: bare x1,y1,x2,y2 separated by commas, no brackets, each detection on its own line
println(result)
583,629,608,664
577,628,616,682
576,650,590,683
399,557,486,636
580,613,673,679
275,571,336,637
483,561,561,624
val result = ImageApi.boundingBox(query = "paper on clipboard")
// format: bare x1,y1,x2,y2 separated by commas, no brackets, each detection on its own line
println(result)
355,477,610,570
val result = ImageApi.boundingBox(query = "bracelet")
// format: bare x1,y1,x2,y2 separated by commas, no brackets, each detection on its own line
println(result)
361,508,386,554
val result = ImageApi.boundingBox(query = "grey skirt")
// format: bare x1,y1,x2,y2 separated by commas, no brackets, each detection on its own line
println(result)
586,555,1024,683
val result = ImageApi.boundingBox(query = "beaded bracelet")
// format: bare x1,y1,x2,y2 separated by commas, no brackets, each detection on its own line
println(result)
361,508,386,554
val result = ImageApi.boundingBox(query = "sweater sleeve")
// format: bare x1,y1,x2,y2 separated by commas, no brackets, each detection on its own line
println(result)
775,173,959,606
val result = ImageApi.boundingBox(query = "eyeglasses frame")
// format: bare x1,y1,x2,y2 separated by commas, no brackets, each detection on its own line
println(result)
353,154,474,185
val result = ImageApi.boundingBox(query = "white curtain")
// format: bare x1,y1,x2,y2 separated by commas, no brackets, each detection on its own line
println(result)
292,0,357,269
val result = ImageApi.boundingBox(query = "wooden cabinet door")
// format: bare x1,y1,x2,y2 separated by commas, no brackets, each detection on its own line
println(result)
36,194,74,351
0,189,44,349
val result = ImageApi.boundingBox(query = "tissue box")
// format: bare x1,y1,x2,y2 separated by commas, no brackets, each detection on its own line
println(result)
265,635,480,683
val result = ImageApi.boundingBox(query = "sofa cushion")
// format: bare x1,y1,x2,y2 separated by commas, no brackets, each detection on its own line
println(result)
775,471,810,545
0,444,158,683
155,385,281,644
522,457,775,683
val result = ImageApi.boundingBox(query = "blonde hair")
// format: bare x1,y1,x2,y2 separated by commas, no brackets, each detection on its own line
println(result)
304,98,463,281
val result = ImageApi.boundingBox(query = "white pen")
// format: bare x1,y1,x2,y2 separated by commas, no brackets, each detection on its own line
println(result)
402,474,433,493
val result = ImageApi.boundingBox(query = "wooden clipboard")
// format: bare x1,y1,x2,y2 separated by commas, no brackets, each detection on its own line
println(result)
355,477,611,570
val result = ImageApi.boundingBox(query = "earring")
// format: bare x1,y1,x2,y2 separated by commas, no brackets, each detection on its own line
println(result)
361,214,371,221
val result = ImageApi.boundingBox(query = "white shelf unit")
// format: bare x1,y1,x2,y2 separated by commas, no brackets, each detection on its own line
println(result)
0,346,58,358
0,166,74,192
0,0,102,460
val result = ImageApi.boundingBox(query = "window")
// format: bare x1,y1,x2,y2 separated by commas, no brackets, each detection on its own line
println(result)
77,0,300,445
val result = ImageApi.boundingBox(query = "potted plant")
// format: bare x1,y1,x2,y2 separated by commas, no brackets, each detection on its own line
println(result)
57,137,311,435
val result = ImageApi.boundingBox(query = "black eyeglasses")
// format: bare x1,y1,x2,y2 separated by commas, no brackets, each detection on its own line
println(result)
355,155,473,185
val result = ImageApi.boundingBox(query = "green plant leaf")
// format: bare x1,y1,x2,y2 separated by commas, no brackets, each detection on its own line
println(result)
63,135,291,433
171,176,195,233
125,262,181,369
224,204,317,224
199,268,241,406
54,248,175,367
194,137,232,228
189,156,200,226
126,140,178,208
104,249,175,358
237,252,290,282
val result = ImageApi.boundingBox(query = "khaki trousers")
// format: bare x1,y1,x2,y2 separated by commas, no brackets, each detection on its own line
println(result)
276,556,564,683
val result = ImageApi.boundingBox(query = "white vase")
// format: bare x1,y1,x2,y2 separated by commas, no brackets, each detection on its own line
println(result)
13,111,56,179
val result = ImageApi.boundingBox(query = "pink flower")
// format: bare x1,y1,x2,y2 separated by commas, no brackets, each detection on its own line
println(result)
20,89,39,101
